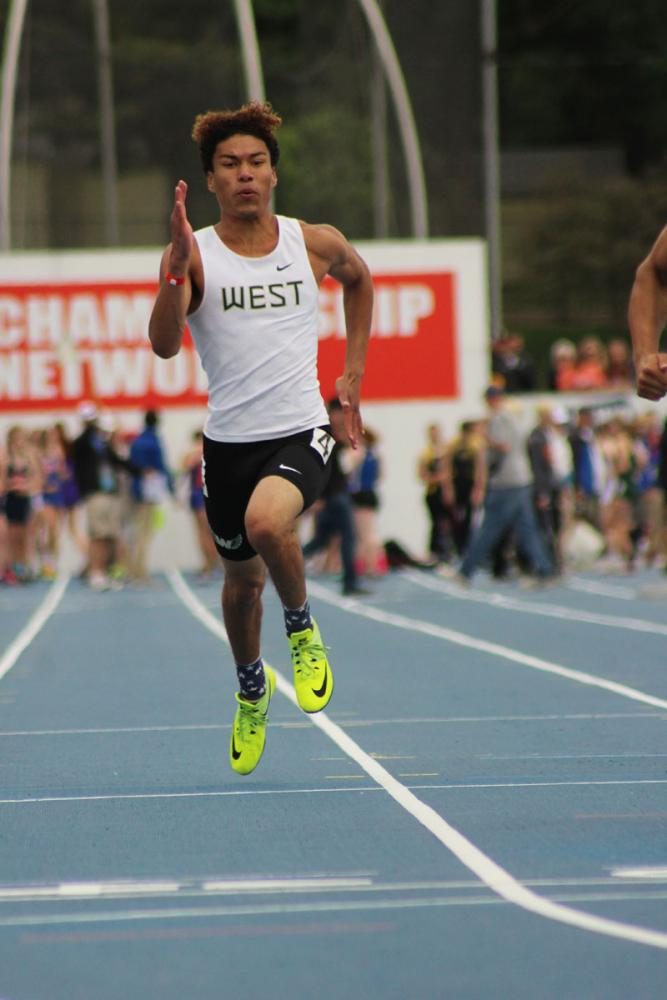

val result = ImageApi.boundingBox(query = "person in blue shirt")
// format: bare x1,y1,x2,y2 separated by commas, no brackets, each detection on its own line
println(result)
127,410,173,582
349,426,384,576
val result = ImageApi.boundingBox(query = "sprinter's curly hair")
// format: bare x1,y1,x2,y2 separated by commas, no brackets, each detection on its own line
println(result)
192,101,282,173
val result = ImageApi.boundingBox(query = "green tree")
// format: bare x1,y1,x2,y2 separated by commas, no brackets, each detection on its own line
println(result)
498,1,667,174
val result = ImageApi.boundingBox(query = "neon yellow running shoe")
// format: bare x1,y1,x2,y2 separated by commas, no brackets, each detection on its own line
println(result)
229,667,275,775
289,619,333,713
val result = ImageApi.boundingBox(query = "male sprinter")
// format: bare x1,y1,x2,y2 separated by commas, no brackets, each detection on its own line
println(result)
148,102,373,775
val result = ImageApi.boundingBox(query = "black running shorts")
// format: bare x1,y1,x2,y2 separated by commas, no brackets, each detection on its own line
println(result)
5,492,32,525
202,426,335,561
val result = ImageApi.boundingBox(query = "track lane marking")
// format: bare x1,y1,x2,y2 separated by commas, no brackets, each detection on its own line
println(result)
306,580,667,711
167,571,667,951
0,711,660,738
568,578,635,599
0,575,69,682
2,777,667,806
4,888,667,932
404,569,667,635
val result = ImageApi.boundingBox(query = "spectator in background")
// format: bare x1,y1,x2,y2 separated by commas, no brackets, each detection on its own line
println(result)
597,417,646,571
0,440,11,584
549,405,576,539
457,386,553,585
181,429,219,579
569,407,606,530
634,411,663,567
35,425,67,579
4,425,42,582
417,422,451,563
491,332,536,392
549,338,577,391
441,419,486,558
658,417,667,572
53,422,87,562
72,401,135,591
605,338,634,389
527,405,571,574
106,418,134,580
302,399,370,597
558,336,608,391
127,409,174,584
349,426,385,577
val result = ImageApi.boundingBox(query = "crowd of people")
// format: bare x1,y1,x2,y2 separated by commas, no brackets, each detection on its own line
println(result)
492,332,635,394
0,394,387,597
3,389,666,593
417,388,667,583
0,404,219,590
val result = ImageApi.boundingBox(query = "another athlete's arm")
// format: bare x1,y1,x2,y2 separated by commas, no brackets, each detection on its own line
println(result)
628,224,667,400
305,223,373,448
149,180,200,359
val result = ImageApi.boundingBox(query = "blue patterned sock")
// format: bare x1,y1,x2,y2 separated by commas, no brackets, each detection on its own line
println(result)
235,657,266,701
284,599,313,636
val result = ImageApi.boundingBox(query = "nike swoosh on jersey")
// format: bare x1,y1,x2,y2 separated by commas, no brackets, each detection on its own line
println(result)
278,463,302,475
276,262,293,271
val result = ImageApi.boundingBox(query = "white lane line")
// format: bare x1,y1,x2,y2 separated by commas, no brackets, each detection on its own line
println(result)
340,712,666,727
401,779,667,791
4,875,665,906
307,580,667,712
325,775,366,780
168,572,667,951
404,569,667,635
200,877,372,893
5,889,667,932
167,570,232,649
0,787,380,805
0,575,70,682
0,897,502,928
0,876,372,903
0,722,303,737
612,867,667,880
568,577,636,600
1,711,660,738
0,725,231,736
2,777,667,806
478,752,667,761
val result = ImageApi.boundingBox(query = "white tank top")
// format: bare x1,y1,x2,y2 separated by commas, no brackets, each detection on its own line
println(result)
188,216,328,442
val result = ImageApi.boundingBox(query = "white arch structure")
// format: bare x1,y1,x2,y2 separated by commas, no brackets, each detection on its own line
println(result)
0,0,429,250
355,0,428,237
0,0,28,250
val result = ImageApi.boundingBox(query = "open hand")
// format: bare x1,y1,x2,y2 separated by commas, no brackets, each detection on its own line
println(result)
169,180,193,272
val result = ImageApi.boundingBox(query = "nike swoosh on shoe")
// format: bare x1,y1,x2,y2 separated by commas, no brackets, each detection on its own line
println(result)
312,663,330,700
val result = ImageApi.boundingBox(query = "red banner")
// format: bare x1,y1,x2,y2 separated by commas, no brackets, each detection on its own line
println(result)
318,271,457,401
0,271,457,410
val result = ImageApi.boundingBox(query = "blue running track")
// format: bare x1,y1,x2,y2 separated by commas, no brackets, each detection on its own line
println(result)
1,566,667,999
